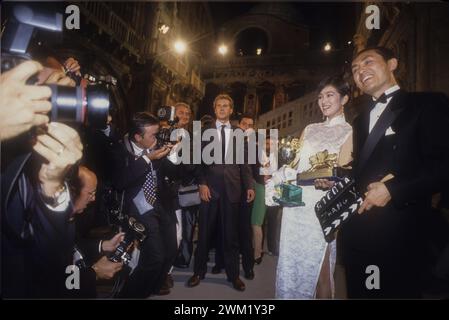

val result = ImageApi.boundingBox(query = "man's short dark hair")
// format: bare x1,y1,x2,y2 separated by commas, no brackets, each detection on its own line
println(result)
239,113,254,124
129,112,159,141
354,46,397,62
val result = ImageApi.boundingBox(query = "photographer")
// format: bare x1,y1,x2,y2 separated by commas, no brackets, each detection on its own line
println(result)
172,103,199,269
0,56,87,298
112,112,179,298
2,120,83,297
71,166,124,298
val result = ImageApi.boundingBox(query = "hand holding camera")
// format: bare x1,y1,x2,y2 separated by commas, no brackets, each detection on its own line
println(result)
34,122,83,197
91,256,123,280
0,60,52,141
145,145,173,161
101,232,125,252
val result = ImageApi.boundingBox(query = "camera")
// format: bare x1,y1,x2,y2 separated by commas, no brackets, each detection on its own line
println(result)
108,217,147,265
1,3,110,129
156,106,179,148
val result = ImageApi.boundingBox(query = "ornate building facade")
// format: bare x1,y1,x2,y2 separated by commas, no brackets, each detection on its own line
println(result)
50,2,212,132
200,3,348,121
348,1,449,121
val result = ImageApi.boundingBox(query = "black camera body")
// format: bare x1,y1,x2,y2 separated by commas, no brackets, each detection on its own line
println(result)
1,3,110,129
108,217,147,265
156,106,179,148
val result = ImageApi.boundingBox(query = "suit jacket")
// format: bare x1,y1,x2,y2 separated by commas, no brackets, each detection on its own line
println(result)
341,90,449,260
195,124,254,203
112,135,181,221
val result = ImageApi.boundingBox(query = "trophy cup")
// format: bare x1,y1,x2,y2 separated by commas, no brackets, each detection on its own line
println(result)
272,136,305,207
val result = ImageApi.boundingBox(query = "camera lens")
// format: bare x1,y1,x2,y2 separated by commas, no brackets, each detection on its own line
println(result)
49,83,110,128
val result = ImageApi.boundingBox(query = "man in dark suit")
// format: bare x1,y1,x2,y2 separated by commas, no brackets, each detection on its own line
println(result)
187,94,255,291
340,46,449,298
112,112,176,298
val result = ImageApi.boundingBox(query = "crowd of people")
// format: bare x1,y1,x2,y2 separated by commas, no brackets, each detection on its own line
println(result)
2,43,449,299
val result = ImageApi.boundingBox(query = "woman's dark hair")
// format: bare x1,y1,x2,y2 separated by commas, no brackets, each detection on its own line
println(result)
316,75,351,98
129,112,159,141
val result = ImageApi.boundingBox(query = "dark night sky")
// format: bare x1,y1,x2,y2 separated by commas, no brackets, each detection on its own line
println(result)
208,2,358,50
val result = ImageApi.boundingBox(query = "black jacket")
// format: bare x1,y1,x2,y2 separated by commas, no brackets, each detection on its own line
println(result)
195,124,254,203
341,90,449,259
1,153,75,298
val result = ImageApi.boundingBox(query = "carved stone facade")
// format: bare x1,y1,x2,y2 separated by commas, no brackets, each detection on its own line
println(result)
257,91,320,138
200,3,345,121
49,2,212,132
350,2,449,121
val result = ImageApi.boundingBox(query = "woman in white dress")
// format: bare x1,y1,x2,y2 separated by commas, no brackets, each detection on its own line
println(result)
268,76,353,299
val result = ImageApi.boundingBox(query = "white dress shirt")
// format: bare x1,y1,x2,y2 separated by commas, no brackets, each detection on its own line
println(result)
130,140,151,164
216,119,232,157
369,85,400,133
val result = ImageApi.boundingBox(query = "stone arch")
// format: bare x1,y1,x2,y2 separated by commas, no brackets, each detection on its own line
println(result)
233,26,270,56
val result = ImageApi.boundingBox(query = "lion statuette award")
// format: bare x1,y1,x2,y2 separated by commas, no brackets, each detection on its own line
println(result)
296,149,341,185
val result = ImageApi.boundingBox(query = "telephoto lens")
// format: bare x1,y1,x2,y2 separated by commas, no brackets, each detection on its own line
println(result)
49,83,110,129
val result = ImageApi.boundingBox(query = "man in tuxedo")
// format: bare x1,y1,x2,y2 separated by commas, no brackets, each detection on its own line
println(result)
187,94,255,291
340,46,449,298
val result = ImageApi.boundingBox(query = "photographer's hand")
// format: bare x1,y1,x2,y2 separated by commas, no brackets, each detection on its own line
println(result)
146,145,172,160
199,184,211,202
91,256,123,280
63,57,81,77
33,122,83,197
0,61,52,141
37,68,75,86
101,232,125,253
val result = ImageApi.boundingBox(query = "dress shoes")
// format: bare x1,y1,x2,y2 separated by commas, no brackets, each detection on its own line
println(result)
244,269,255,280
211,265,223,274
156,287,171,296
254,253,264,265
187,274,204,287
232,278,246,291
166,274,174,289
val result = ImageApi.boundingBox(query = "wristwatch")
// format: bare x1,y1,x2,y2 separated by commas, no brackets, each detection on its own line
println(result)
40,183,68,208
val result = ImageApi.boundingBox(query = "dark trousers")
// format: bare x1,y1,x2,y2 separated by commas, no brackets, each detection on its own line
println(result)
344,254,422,299
266,206,282,256
154,209,178,291
214,198,254,272
239,196,254,273
118,212,164,298
176,206,199,267
194,195,240,281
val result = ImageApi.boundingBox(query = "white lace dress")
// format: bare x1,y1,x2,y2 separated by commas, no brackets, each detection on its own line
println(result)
267,114,352,299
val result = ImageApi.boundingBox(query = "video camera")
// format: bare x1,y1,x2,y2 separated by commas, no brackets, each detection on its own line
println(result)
108,216,147,265
156,106,179,148
1,3,110,129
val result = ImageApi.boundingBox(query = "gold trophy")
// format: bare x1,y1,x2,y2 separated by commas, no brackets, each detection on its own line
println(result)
297,149,339,185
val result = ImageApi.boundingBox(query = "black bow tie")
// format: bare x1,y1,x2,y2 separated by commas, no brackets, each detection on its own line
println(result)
373,91,395,104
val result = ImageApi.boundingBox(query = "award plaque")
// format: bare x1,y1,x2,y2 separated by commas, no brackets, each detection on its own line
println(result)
272,183,305,207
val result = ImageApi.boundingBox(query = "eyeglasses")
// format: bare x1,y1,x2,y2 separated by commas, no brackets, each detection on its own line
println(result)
86,190,96,200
